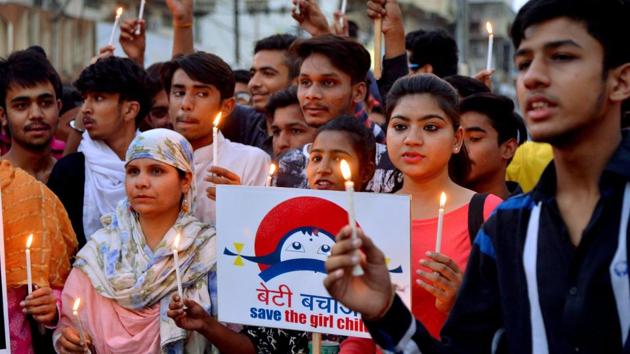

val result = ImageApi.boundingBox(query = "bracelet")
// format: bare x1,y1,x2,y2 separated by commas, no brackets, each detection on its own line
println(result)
174,22,193,29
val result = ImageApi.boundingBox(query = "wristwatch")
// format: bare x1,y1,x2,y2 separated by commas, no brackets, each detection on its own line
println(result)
69,119,85,133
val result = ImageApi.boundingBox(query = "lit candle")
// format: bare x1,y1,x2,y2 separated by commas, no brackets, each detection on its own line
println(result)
486,22,494,71
267,163,277,187
25,234,33,294
339,0,347,27
135,0,146,35
340,160,363,276
435,192,447,253
212,112,222,168
108,7,124,46
172,232,184,300
72,298,87,347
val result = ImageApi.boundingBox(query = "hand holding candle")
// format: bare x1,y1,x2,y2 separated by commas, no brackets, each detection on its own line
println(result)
173,232,184,300
340,160,364,276
25,234,33,294
267,163,277,187
72,298,88,348
109,7,124,46
338,0,347,27
212,112,222,168
135,0,146,35
486,22,494,71
435,192,447,254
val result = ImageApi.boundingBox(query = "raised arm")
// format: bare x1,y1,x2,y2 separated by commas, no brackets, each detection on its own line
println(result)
167,0,195,57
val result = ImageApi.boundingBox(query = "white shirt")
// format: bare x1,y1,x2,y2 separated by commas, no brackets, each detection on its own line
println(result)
193,132,271,225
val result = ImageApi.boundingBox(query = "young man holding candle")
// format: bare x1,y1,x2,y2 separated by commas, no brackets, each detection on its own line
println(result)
47,56,153,248
324,1,630,353
0,47,64,183
162,51,270,225
0,159,77,352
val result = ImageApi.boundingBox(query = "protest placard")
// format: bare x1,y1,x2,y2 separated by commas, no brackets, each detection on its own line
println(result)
216,186,410,338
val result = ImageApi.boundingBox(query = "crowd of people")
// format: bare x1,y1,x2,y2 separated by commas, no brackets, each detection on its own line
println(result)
0,0,629,353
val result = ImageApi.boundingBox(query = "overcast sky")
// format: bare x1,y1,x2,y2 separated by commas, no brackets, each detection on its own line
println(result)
513,0,527,11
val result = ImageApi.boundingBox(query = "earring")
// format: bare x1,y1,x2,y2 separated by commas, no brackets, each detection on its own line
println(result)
181,196,189,214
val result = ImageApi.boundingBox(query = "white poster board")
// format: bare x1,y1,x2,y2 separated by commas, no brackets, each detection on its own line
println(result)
0,188,12,353
216,186,410,338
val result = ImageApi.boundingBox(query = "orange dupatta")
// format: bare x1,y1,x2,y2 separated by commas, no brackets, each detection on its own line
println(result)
0,160,77,288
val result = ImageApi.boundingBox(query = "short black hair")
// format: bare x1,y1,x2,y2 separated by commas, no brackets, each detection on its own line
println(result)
0,46,62,111
348,20,359,40
234,69,252,85
317,115,376,190
254,34,300,80
162,52,235,101
59,85,83,116
511,0,630,71
460,93,521,145
408,30,459,78
444,75,490,98
254,33,297,53
266,86,299,119
405,30,423,50
74,56,153,127
290,34,371,85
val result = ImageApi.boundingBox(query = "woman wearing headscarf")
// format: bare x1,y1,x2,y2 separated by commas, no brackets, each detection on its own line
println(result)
53,129,217,354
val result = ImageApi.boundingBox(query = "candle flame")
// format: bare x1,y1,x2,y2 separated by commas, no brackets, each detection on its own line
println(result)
340,159,352,181
439,192,447,209
26,234,33,249
486,22,493,36
73,298,81,313
268,163,276,176
173,232,180,250
213,112,222,127
116,7,123,17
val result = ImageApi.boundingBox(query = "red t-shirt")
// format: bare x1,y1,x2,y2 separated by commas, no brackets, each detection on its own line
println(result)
411,194,502,338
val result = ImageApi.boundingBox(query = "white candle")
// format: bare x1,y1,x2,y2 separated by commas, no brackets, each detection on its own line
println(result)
173,232,184,300
267,163,277,187
339,0,347,27
486,22,494,71
72,298,87,347
435,192,447,253
25,234,33,294
7,22,14,53
212,112,222,168
340,160,363,276
295,0,301,16
108,7,124,46
135,0,146,35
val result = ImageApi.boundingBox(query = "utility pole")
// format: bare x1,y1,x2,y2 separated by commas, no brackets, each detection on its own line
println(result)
234,0,240,65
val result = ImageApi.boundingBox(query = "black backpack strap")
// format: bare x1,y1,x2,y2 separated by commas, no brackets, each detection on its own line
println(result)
468,193,489,243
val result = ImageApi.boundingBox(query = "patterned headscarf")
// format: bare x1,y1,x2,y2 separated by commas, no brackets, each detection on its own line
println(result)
75,129,216,353
125,128,196,214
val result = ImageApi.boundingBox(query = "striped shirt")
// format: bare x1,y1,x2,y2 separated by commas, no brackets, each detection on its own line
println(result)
365,130,630,354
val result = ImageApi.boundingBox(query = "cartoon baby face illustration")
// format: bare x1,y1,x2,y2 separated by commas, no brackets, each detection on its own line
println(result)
279,228,335,263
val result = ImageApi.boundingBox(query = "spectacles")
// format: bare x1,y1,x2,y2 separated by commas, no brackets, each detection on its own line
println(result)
149,106,169,119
